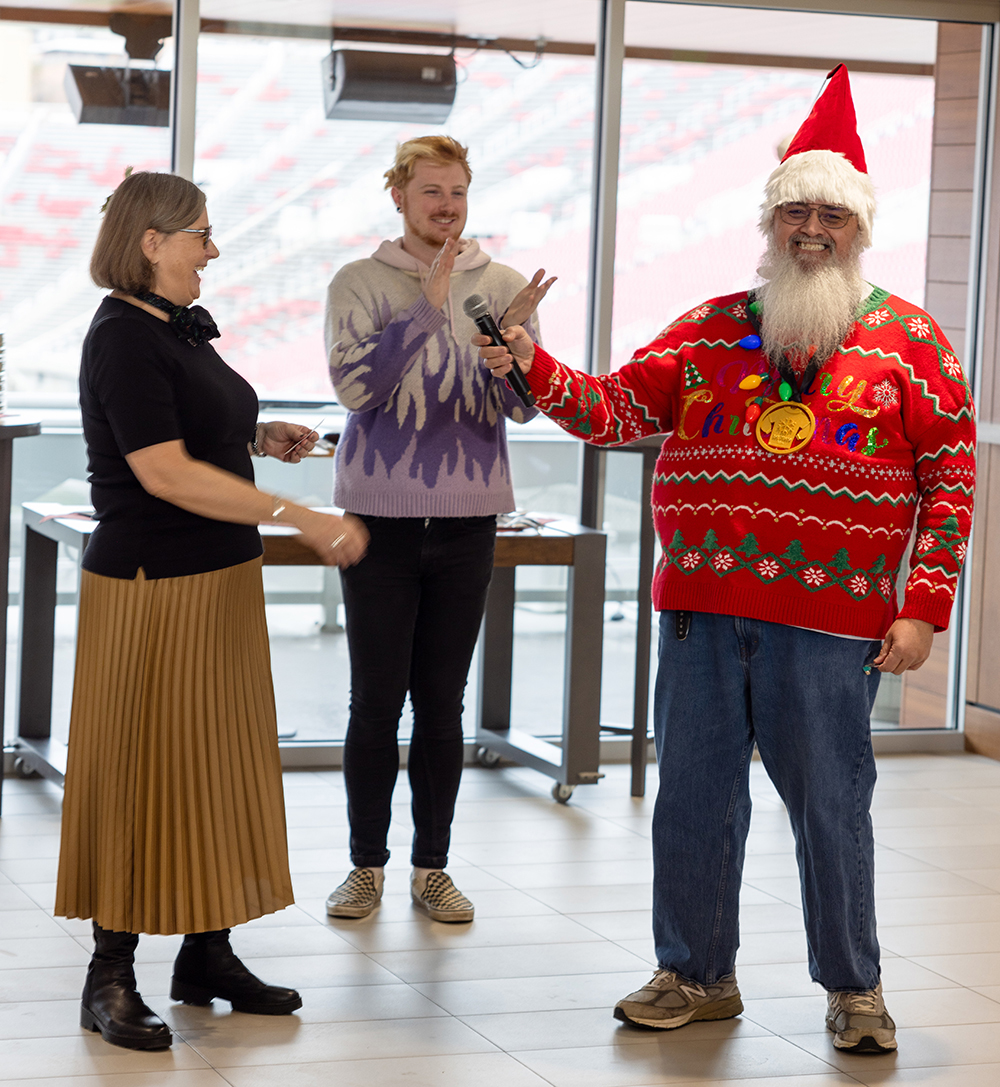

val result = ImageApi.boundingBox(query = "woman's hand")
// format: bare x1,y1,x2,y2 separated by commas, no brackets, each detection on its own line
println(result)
475,324,536,379
501,269,557,329
260,421,318,463
293,510,368,568
423,237,457,310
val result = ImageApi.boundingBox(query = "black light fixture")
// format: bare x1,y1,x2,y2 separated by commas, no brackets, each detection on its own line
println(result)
321,48,457,123
64,14,172,127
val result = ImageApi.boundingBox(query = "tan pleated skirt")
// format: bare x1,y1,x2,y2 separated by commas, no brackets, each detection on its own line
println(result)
54,557,294,935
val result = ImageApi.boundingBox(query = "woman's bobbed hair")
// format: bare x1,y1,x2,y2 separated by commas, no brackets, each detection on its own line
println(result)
91,171,206,294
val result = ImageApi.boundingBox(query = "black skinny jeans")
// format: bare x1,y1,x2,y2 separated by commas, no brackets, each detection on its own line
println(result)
339,514,496,869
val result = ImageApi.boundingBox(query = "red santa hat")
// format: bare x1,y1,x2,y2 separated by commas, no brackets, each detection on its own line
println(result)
759,64,876,247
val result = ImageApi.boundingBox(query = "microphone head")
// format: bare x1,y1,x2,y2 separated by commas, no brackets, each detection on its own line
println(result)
463,294,489,320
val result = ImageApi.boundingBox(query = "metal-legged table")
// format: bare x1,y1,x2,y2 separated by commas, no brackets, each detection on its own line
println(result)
474,520,607,803
14,507,608,805
596,437,663,797
0,418,42,814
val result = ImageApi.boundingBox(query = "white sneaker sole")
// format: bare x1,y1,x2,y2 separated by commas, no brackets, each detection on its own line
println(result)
326,896,380,919
829,1029,897,1052
411,892,474,923
614,994,743,1029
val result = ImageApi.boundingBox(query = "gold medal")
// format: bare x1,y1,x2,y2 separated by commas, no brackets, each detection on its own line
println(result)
755,401,816,454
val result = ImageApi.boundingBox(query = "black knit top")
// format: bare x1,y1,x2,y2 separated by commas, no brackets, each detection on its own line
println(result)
79,297,263,579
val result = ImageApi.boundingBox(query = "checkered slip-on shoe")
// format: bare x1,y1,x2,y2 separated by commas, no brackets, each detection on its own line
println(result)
325,868,383,919
826,983,897,1052
613,969,743,1029
411,870,474,923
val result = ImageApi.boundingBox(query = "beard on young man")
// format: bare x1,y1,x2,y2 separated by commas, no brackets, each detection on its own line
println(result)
755,230,866,373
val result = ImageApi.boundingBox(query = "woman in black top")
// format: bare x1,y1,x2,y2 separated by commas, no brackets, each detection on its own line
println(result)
54,171,367,1051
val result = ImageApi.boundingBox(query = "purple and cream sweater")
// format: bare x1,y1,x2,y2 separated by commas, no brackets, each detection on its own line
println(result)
324,238,539,518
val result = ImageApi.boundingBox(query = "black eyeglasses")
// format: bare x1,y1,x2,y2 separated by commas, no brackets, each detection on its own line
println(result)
777,204,855,229
177,225,213,248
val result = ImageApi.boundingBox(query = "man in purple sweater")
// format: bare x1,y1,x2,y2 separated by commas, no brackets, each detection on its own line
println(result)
323,136,553,922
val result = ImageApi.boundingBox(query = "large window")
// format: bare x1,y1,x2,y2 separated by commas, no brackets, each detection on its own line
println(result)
602,5,938,731
194,34,597,398
186,30,599,743
0,4,957,748
612,62,934,363
0,21,170,391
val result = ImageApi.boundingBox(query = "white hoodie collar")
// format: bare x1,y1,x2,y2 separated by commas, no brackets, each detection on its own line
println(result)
372,236,491,273
371,237,491,342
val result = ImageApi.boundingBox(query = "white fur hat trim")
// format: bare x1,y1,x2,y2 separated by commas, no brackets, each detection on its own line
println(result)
759,148,876,247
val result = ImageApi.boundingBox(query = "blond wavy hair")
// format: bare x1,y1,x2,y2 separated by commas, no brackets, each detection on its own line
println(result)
383,136,472,190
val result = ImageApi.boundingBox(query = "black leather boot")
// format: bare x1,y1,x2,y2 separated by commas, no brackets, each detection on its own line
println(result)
170,929,302,1015
81,924,172,1049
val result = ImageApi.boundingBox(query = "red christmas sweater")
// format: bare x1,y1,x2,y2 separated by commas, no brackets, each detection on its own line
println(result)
528,288,976,638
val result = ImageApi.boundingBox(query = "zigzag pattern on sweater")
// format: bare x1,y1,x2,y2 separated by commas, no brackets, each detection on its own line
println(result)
916,442,976,464
652,500,913,540
653,467,920,506
633,337,744,364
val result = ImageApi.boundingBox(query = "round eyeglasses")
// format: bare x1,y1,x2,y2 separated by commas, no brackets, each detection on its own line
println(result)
177,225,213,248
777,204,855,229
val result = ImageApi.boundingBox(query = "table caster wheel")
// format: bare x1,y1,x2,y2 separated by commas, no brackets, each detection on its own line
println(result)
552,783,575,804
13,757,39,779
475,746,501,768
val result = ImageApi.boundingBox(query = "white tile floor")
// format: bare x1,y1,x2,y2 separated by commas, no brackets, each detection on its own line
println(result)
1,753,1000,1085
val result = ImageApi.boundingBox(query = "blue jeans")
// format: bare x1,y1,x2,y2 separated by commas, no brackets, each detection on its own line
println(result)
651,611,882,992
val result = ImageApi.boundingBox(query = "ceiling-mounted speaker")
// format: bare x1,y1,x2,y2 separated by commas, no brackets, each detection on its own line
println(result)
321,49,457,123
63,11,172,127
64,65,171,126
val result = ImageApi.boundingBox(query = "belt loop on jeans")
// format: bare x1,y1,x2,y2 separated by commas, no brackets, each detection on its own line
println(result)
675,611,691,640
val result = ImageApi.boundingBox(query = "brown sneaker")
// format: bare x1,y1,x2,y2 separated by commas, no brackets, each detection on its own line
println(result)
826,983,897,1052
613,969,743,1029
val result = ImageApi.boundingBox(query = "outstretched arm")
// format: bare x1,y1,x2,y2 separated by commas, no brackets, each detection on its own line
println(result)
478,324,674,446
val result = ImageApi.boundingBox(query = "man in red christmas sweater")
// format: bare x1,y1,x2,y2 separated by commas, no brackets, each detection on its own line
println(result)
478,65,975,1053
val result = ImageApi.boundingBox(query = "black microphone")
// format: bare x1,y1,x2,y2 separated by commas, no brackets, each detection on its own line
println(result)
463,294,536,407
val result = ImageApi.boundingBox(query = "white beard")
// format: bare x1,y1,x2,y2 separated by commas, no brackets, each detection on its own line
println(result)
755,233,866,372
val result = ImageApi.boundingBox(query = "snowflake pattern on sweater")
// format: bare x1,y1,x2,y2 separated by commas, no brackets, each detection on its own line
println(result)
527,287,975,638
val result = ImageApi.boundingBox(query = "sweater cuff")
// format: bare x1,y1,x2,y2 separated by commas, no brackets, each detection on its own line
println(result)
409,292,448,333
526,344,560,401
897,593,954,634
